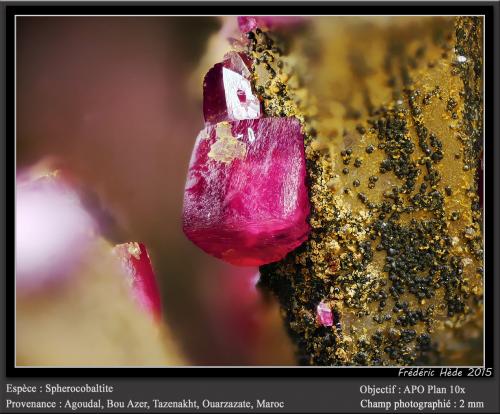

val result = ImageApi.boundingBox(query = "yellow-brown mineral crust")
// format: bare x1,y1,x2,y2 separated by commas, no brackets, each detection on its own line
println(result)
252,17,483,366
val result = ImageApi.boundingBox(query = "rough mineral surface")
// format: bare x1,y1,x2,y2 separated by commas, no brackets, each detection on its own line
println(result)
183,117,310,266
249,17,483,365
203,52,261,124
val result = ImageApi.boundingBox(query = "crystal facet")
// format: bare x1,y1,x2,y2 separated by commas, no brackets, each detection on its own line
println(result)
316,301,334,327
203,52,261,124
183,117,310,266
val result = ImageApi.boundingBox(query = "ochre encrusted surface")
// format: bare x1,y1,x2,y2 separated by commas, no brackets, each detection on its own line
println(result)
249,17,483,365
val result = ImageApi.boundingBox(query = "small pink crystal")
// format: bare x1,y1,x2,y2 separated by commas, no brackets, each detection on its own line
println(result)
203,52,261,124
237,16,308,33
316,301,334,327
237,16,259,33
183,117,310,266
114,242,162,321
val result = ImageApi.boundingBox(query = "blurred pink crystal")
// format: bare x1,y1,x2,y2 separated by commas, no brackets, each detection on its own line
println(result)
114,242,162,321
237,16,308,33
203,52,261,124
206,267,262,352
16,172,97,292
316,301,334,327
237,16,259,33
182,117,310,266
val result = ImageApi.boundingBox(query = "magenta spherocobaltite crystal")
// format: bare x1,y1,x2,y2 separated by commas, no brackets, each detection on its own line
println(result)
182,117,310,266
203,52,261,124
114,242,162,321
237,16,259,33
237,16,308,33
316,301,334,327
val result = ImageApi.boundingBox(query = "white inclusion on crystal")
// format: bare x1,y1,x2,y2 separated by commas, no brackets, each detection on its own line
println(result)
251,272,260,286
247,127,256,143
222,67,261,121
457,55,467,63
185,174,198,190
282,157,299,216
198,128,210,140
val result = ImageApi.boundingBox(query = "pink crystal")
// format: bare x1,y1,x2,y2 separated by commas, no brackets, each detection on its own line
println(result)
203,52,261,124
183,117,310,266
316,301,334,327
114,242,162,321
237,16,308,33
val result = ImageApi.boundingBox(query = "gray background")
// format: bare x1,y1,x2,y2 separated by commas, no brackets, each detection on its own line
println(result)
0,377,499,412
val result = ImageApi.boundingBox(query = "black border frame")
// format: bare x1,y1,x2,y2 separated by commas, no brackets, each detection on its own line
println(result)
4,1,496,378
